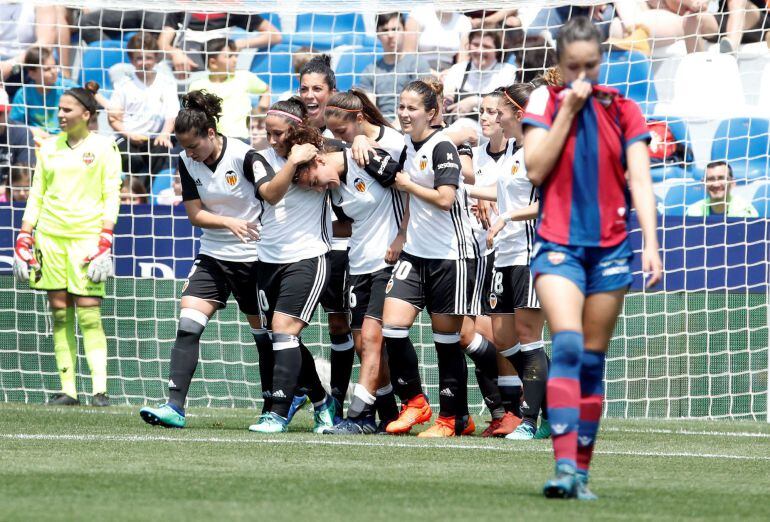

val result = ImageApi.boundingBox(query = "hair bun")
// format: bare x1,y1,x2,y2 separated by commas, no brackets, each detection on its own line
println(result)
85,81,100,94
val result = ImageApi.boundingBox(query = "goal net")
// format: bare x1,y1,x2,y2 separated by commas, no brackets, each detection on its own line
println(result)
0,0,767,420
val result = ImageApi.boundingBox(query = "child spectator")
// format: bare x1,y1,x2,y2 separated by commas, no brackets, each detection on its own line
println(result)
120,176,149,205
1,163,32,203
108,32,179,190
0,87,35,184
10,46,77,137
188,38,269,142
249,106,268,150
154,170,182,206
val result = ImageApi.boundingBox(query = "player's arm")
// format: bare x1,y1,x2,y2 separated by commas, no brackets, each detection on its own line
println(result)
395,142,461,211
232,17,282,51
627,140,662,288
256,144,318,204
362,148,399,187
385,195,409,264
465,184,497,201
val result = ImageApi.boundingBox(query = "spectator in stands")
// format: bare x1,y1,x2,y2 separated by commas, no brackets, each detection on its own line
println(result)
249,106,268,150
403,7,472,71
153,170,182,206
2,163,31,203
356,13,432,121
685,0,769,53
108,33,178,191
292,47,315,76
10,46,77,137
0,88,35,184
120,176,149,205
188,38,269,143
77,8,166,43
0,4,69,98
528,3,615,41
442,29,516,120
464,9,520,30
511,35,558,83
687,161,758,217
159,11,281,78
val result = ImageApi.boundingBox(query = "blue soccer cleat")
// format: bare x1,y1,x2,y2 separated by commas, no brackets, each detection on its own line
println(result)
286,394,310,424
506,422,536,440
140,403,186,429
575,471,598,501
543,462,578,499
323,416,377,435
313,395,337,434
249,412,288,433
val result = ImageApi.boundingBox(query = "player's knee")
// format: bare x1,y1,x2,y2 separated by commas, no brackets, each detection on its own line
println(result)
359,327,383,354
52,308,69,327
551,330,583,369
75,306,103,331
177,308,208,339
327,313,350,334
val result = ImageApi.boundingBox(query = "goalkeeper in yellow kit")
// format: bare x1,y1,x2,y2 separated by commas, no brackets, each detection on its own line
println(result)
13,85,122,406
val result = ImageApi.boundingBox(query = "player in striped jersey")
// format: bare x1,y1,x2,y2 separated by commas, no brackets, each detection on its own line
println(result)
383,80,479,437
299,55,353,419
470,83,550,441
285,127,404,434
13,85,121,407
247,97,338,434
522,17,661,499
138,91,272,428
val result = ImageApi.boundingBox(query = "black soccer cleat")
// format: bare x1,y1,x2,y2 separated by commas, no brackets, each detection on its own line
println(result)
92,393,110,407
323,416,377,435
48,393,80,406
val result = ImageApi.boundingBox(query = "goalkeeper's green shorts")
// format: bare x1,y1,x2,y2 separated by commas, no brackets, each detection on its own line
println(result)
30,231,105,297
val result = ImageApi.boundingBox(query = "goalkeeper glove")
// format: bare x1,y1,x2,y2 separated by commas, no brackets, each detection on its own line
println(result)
13,231,38,282
83,228,114,283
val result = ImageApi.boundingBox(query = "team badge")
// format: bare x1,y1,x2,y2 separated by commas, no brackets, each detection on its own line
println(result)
419,155,428,170
354,177,366,192
225,170,238,187
547,251,565,265
82,152,95,166
489,293,498,309
511,160,520,175
385,278,394,294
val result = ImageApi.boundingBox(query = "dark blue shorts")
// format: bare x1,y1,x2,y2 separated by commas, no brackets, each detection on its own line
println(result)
530,239,633,295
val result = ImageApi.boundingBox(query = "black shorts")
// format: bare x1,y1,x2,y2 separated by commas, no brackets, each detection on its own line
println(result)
488,265,540,314
468,252,494,317
385,252,475,315
182,254,260,315
320,249,349,314
256,254,330,325
349,267,393,329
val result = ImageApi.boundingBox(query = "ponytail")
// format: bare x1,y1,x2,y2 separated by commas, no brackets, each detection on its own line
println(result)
325,88,392,128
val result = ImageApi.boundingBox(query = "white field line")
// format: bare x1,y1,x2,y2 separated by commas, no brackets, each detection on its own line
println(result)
602,427,770,439
1,433,768,461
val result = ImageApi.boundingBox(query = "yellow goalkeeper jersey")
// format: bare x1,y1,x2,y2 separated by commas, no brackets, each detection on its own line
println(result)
23,132,122,239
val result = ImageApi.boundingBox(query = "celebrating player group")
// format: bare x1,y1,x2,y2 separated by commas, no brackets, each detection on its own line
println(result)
13,16,662,501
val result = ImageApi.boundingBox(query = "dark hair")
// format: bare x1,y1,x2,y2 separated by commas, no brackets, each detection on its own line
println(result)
282,125,341,181
24,46,53,67
556,16,602,60
268,96,308,126
706,160,733,178
174,90,222,136
126,32,159,57
403,79,440,118
299,54,336,91
10,163,31,184
500,83,536,111
469,28,503,62
482,89,503,100
205,38,237,62
376,12,404,30
514,36,557,84
325,89,392,128
63,83,99,115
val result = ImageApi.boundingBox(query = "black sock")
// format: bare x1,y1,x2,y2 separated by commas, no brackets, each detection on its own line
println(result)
252,328,273,414
347,384,376,419
270,333,302,418
168,313,206,410
374,383,399,424
464,334,503,419
520,343,549,427
297,341,328,405
498,375,522,417
434,331,466,418
500,344,524,376
329,332,354,407
383,326,423,401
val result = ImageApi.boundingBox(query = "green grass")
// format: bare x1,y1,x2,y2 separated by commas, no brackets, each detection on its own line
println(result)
1,403,769,521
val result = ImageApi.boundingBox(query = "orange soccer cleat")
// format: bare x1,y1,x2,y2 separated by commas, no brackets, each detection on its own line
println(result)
491,411,522,437
417,415,476,438
385,394,432,434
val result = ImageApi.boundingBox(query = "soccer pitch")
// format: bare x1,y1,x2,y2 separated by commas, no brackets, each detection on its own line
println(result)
0,403,768,521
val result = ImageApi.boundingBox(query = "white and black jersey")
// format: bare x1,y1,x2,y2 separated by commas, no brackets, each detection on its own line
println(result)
469,141,508,257
329,147,404,275
252,146,332,264
374,125,405,161
398,129,479,260
495,141,537,267
179,136,260,263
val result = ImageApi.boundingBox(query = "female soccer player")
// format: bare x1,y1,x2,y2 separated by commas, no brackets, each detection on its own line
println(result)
471,83,550,441
522,17,662,499
139,90,276,429
383,80,479,438
298,55,352,416
288,127,405,434
13,84,121,406
247,97,337,434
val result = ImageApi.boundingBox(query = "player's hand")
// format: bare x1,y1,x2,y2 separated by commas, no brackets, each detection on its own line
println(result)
394,171,412,191
351,135,376,167
642,244,663,289
171,49,198,77
225,217,260,243
13,231,38,282
474,199,492,230
83,229,114,283
288,143,318,166
385,232,406,264
560,71,592,115
486,219,505,250
153,132,173,148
